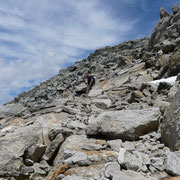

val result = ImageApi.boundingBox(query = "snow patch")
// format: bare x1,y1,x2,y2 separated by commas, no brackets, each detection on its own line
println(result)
149,76,177,86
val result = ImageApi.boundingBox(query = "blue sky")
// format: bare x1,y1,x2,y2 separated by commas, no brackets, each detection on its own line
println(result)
0,0,179,105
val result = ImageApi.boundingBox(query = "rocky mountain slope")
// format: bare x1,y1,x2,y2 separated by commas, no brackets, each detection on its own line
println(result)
0,5,180,180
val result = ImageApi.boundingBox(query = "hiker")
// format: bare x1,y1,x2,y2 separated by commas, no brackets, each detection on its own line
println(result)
85,71,95,95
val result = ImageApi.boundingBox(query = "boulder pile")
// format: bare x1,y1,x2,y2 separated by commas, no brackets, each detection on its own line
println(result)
0,5,180,180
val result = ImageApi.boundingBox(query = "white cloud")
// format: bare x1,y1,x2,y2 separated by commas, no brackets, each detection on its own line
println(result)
0,0,137,105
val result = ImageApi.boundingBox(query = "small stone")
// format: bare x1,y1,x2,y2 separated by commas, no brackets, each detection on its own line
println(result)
88,154,100,162
154,132,161,140
33,163,47,175
25,144,47,163
64,152,90,166
153,149,164,157
139,134,150,140
118,148,143,171
143,89,151,97
44,133,64,163
149,138,156,142
141,153,151,165
149,165,156,173
22,166,34,175
104,162,121,179
151,157,164,166
151,146,159,152
144,142,152,150
157,144,165,149
56,174,65,180
24,159,34,166
135,143,146,152
141,164,148,172
107,139,122,152
122,141,135,151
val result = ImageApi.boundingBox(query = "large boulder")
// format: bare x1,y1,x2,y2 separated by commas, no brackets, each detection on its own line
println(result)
161,88,180,150
53,135,118,166
0,103,26,119
0,125,43,177
86,108,160,140
47,135,118,180
165,150,180,176
118,148,143,171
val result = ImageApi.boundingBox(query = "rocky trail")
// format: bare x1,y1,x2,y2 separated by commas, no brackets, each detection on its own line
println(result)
0,6,180,180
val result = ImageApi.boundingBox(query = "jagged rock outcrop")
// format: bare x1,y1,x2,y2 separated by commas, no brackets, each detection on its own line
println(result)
0,5,180,180
161,85,180,151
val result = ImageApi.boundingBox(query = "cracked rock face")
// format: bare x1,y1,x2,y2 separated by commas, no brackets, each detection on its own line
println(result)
0,5,180,180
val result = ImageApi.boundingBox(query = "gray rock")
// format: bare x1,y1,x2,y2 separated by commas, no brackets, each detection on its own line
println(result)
151,157,165,171
25,144,47,163
56,174,65,180
39,160,50,173
128,90,146,103
91,99,111,110
118,148,143,171
161,39,174,53
62,106,80,115
62,175,85,180
149,165,156,173
160,7,171,19
165,150,180,176
43,133,64,163
149,16,170,49
122,141,135,151
87,108,160,140
0,103,26,119
54,135,117,166
22,166,34,175
104,162,121,179
75,83,87,94
172,12,180,23
0,125,43,176
97,177,109,180
167,24,179,38
177,73,180,81
63,149,77,159
168,82,179,101
157,81,171,94
141,152,151,165
64,152,90,166
88,89,103,97
107,139,122,152
113,170,151,180
24,159,34,166
81,143,106,151
33,163,47,175
67,121,86,130
172,5,180,15
161,88,180,150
